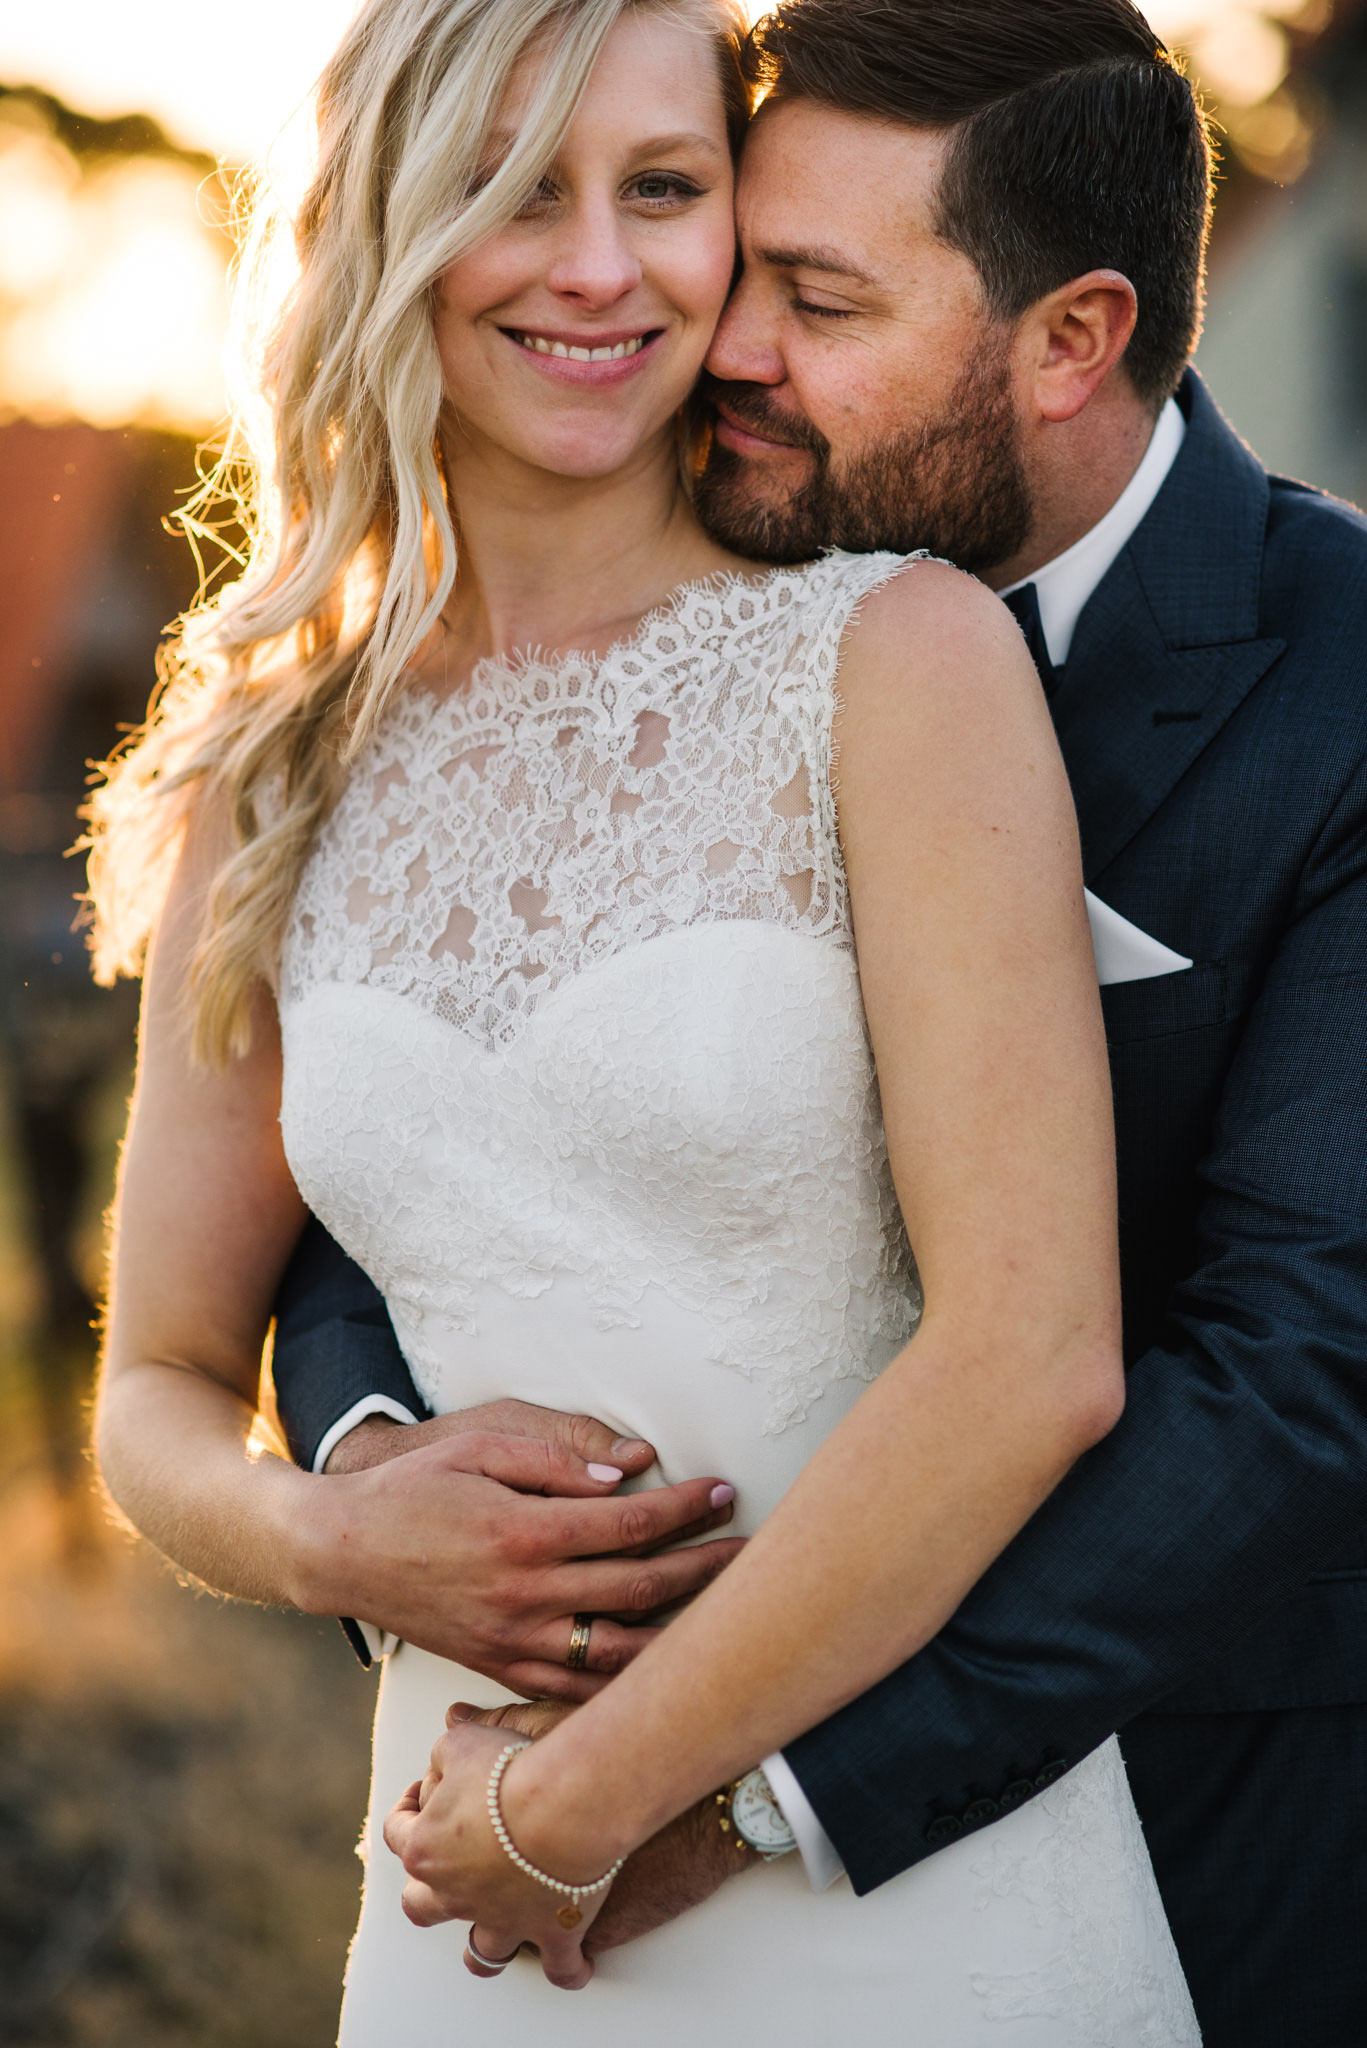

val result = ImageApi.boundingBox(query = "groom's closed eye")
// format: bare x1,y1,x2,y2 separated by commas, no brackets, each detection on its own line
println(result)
792,297,859,321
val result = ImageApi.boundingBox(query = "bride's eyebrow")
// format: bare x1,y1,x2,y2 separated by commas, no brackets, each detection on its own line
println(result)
762,245,879,288
625,131,729,160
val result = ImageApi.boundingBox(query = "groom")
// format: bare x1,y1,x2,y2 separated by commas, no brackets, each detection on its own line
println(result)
270,3,1367,2041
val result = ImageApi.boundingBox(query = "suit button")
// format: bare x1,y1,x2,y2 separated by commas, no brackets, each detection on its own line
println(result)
962,1798,999,1827
924,1814,963,1846
999,1780,1035,1810
1034,1759,1068,1790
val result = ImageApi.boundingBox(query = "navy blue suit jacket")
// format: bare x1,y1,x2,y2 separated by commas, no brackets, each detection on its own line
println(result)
272,371,1367,1895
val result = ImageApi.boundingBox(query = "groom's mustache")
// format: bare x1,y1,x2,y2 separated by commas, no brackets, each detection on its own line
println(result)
697,376,830,462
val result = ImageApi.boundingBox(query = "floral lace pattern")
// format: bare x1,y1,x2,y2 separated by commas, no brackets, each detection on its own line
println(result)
970,1739,1200,2043
280,553,923,1431
284,557,884,1048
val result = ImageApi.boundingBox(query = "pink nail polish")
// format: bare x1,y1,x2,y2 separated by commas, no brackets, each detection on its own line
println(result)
710,1483,735,1509
587,1463,623,1483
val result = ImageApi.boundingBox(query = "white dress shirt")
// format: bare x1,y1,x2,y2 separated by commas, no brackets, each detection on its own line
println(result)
766,394,1188,1890
999,396,1186,667
318,395,1189,1876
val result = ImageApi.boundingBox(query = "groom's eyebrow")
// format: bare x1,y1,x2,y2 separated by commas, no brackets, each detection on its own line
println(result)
761,244,879,288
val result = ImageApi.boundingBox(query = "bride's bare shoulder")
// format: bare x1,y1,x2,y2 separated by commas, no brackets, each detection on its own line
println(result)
838,555,1039,733
832,553,1073,852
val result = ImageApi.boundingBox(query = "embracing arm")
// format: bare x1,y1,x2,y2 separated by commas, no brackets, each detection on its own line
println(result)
271,1220,431,1475
389,563,1126,1972
781,746,1367,1893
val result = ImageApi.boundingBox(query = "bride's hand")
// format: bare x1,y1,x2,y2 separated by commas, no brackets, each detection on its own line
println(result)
425,1699,753,1954
384,1711,612,1989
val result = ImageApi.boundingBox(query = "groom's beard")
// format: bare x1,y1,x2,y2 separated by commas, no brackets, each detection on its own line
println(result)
693,343,1034,576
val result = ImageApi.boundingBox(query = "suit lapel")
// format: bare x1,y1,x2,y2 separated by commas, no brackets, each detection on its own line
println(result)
1053,373,1285,882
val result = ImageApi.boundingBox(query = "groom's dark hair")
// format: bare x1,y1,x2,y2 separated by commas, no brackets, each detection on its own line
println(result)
745,0,1214,406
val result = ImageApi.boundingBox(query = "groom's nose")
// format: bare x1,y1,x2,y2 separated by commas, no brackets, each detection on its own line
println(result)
705,275,786,388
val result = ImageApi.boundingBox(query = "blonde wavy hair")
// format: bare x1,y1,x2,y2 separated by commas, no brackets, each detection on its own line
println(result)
84,0,750,1064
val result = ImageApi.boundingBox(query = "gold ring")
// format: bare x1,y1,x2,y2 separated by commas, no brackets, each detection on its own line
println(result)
566,1614,593,1671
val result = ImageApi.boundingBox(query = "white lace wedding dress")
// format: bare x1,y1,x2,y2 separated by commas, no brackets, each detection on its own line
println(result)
278,551,1199,2046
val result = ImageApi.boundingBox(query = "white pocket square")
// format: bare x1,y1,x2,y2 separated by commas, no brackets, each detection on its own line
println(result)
1084,890,1193,987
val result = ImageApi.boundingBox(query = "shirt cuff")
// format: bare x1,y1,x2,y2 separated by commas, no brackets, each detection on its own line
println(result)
762,1749,846,1891
312,1395,420,1475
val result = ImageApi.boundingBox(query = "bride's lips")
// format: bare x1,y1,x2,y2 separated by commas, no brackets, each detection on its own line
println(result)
501,323,665,386
711,398,805,458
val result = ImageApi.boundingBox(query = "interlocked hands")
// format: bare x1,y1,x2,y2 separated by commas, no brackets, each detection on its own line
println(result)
384,1699,752,1988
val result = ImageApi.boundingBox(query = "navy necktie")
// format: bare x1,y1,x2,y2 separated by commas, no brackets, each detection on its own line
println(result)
1003,583,1057,698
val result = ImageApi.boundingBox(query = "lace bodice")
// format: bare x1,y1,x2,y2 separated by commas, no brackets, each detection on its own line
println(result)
284,556,880,1048
279,551,922,1431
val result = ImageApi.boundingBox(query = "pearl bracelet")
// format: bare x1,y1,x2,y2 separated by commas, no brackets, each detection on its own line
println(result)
485,1741,626,1930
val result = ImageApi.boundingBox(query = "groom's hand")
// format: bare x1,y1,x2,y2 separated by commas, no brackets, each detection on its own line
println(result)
458,1702,756,1949
324,1401,644,1478
295,1404,744,1700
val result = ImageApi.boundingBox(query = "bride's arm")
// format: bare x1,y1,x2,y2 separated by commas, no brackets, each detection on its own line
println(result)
391,560,1124,1974
95,805,321,1601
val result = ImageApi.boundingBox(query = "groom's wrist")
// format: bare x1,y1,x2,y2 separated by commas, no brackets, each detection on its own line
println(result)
321,1410,417,1474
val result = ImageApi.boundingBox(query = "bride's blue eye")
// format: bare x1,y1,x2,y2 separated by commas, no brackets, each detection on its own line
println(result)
630,173,701,206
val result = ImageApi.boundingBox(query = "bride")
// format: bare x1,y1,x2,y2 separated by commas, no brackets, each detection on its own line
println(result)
89,0,1198,2040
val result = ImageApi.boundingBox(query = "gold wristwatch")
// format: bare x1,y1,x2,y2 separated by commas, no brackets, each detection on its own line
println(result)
715,1766,798,1860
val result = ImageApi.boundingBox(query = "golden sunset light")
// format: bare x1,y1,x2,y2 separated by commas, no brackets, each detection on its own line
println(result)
0,1,1346,432
4,4,1367,2044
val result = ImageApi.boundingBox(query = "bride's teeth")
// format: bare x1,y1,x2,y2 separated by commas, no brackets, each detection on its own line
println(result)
517,332,647,360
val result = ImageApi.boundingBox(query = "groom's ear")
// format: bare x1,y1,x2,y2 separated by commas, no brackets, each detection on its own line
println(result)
1023,269,1139,425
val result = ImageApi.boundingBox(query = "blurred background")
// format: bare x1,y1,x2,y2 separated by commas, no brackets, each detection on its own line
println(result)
1,1,1364,2041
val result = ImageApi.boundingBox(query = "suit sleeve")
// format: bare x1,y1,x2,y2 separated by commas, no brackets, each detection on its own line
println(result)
271,1218,431,1471
783,757,1367,1895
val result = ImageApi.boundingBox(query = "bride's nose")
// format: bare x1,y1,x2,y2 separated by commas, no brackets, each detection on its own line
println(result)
544,195,643,307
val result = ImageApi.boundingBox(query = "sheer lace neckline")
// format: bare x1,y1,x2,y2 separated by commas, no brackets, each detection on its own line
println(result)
413,559,800,706
284,548,908,1057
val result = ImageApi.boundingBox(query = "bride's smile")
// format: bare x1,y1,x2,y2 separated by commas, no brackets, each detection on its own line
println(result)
433,9,737,485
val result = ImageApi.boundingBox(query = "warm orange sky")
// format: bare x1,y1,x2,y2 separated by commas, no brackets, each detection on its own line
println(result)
0,2,360,162
0,0,1317,431
0,2,1299,160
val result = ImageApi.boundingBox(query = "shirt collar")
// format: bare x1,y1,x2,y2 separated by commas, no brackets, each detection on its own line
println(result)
999,396,1186,667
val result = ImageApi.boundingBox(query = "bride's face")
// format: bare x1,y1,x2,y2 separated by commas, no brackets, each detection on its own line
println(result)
434,10,737,482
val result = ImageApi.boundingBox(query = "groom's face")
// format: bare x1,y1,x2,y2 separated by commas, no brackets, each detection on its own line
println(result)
696,99,1033,576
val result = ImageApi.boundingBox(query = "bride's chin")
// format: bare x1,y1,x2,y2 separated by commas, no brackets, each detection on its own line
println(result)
521,421,693,483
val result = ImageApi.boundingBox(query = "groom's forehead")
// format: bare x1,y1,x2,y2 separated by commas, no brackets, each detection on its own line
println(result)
737,99,950,258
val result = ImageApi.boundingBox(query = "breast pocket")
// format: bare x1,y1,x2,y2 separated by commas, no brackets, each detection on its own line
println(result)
1100,962,1232,1045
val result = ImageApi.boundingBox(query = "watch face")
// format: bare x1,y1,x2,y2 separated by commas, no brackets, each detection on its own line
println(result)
732,1771,797,1854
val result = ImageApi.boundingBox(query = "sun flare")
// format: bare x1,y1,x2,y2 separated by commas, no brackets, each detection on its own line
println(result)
0,0,1338,434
